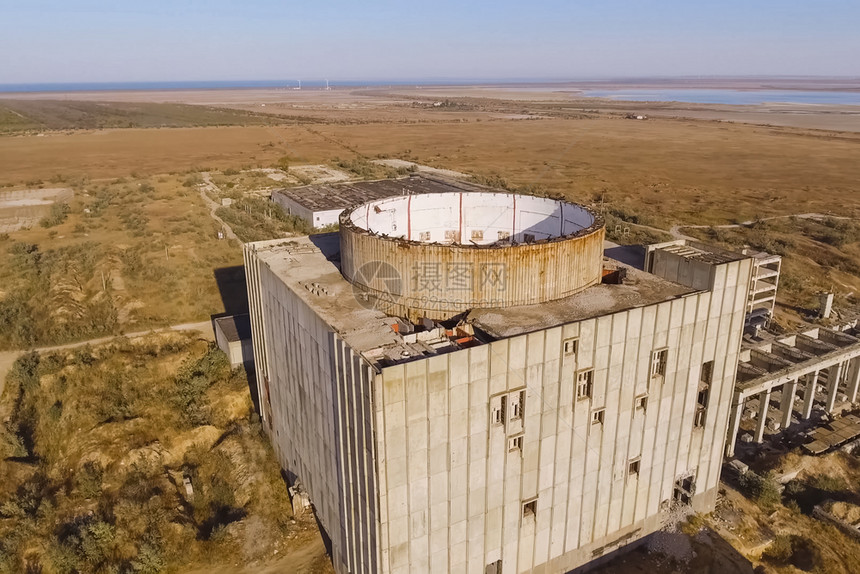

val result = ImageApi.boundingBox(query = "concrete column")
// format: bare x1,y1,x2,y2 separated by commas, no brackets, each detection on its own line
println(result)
780,379,798,430
825,362,844,414
802,370,819,419
846,357,860,404
754,387,772,444
726,398,745,458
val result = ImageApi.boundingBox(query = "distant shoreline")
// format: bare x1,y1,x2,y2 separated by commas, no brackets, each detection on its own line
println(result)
2,80,860,132
2,77,860,96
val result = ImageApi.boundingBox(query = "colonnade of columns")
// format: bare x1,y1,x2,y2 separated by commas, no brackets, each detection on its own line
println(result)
726,356,860,457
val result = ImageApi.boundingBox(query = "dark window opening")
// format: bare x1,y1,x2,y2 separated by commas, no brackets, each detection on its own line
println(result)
695,378,710,428
651,348,668,380
700,360,714,384
673,474,696,505
510,390,525,420
522,498,537,519
576,369,594,401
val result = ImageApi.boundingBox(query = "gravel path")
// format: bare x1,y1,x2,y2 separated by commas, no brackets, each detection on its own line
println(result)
199,172,240,242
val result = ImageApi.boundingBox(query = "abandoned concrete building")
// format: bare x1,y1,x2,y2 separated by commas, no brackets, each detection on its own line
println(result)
272,175,469,229
244,178,756,574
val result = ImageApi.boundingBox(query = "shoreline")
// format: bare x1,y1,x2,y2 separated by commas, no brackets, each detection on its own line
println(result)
1,82,860,132
2,77,860,97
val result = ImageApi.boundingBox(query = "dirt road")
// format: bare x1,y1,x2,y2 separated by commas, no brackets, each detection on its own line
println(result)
199,172,240,242
0,320,214,396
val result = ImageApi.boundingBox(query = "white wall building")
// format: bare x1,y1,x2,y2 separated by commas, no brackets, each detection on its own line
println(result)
213,314,254,368
245,190,752,574
271,174,465,229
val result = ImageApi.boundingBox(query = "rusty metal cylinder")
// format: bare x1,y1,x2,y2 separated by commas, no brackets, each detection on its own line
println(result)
339,191,605,321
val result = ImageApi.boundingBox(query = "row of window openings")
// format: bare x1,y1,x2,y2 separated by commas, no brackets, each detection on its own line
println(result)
491,390,527,455
567,338,670,381
578,360,712,428
491,390,525,426
492,361,713,454
567,338,714,387
515,473,696,530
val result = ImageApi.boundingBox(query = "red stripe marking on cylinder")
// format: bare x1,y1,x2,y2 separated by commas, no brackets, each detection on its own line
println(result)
459,192,463,242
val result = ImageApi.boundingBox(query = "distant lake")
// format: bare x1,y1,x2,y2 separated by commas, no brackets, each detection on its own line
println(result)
582,89,860,106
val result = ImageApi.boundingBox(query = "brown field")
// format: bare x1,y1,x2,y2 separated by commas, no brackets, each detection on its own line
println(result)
3,116,860,224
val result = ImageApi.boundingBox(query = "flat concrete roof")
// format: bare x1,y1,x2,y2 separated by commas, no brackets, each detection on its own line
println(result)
468,261,695,338
248,234,402,355
271,174,488,213
657,242,743,265
213,314,251,342
249,233,696,360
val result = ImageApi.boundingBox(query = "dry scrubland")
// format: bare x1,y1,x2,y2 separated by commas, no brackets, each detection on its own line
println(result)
2,94,860,572
688,217,860,326
0,174,244,350
715,450,860,574
0,333,332,573
0,99,297,134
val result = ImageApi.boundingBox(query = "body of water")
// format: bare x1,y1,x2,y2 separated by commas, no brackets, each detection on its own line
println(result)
582,88,860,106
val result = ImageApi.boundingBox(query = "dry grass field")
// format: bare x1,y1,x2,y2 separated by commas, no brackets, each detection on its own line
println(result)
3,114,859,225
0,99,299,134
0,174,244,350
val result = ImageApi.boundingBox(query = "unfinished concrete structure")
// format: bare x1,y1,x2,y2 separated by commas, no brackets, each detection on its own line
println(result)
341,191,605,320
646,240,782,337
0,187,74,233
246,186,752,574
645,240,860,457
742,248,781,319
726,322,860,456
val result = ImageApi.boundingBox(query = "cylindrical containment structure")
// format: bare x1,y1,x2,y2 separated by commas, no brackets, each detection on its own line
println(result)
340,191,605,321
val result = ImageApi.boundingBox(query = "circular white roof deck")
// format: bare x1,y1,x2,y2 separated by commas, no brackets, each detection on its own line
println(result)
347,192,596,245
340,191,605,321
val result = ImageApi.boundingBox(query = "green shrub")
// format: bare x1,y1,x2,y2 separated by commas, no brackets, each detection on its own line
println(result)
763,534,793,562
173,346,230,426
182,174,202,188
810,473,848,493
738,471,782,509
334,156,383,179
76,462,104,499
39,202,70,228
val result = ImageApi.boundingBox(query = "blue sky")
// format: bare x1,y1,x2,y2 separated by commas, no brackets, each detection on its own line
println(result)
1,0,857,83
